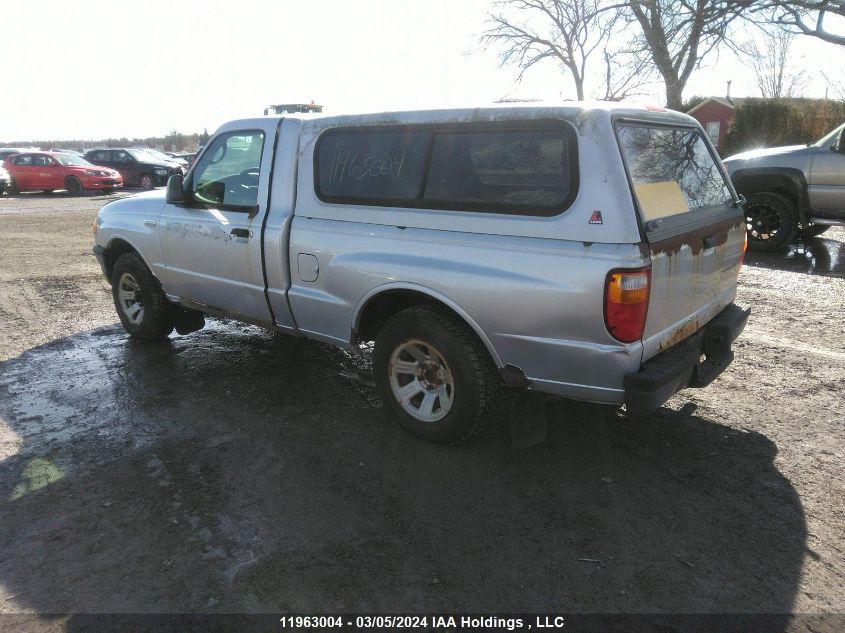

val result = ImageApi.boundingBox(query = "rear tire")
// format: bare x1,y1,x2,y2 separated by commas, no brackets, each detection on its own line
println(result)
8,179,19,195
111,252,174,341
65,177,82,196
139,173,154,190
744,191,797,251
373,305,502,444
799,224,831,239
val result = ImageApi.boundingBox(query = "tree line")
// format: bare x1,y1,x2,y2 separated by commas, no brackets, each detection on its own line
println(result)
483,1,845,110
1,129,211,153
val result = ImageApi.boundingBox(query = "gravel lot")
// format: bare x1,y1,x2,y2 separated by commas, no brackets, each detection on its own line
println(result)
0,192,842,631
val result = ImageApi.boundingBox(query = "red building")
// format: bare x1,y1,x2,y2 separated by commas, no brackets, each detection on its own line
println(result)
686,96,746,153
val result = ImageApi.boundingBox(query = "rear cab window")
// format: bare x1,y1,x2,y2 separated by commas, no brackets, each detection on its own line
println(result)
315,121,578,216
615,123,735,234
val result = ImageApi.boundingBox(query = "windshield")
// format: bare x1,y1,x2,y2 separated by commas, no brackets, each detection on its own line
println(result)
617,124,732,224
146,149,172,161
53,154,92,166
812,123,845,147
127,148,162,162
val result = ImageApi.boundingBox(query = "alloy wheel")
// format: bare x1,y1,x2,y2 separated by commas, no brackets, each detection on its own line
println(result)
117,272,145,325
388,339,455,422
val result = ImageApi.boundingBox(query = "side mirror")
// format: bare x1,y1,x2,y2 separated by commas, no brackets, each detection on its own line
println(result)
833,129,845,154
166,175,185,204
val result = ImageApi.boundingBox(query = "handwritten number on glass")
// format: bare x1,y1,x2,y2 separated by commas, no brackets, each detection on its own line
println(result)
328,145,408,184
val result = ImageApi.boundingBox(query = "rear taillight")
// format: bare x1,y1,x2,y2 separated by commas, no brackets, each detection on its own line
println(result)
604,268,651,343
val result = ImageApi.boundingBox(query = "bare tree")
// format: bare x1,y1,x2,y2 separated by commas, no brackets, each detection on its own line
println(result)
482,0,650,101
625,0,749,110
598,39,655,101
742,31,810,97
761,1,845,46
820,70,845,99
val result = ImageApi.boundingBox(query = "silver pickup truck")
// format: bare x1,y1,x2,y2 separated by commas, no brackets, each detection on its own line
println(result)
93,104,749,444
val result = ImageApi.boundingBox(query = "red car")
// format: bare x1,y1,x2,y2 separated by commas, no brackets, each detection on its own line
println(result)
4,151,123,195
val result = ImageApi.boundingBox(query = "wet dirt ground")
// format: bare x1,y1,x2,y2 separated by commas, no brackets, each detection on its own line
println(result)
0,192,843,631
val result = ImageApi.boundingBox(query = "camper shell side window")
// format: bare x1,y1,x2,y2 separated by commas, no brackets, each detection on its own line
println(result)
314,120,579,217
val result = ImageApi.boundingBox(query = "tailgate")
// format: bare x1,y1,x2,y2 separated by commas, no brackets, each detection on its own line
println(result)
616,122,745,361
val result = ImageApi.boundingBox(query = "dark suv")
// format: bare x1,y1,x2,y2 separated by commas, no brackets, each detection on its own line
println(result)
84,148,184,189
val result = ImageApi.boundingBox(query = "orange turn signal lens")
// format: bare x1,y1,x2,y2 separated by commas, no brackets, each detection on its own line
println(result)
604,268,651,343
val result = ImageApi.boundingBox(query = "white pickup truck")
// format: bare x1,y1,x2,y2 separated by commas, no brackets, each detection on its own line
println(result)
93,103,749,444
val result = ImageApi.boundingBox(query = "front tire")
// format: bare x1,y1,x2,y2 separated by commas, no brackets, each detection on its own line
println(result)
111,252,174,341
373,305,502,444
65,177,82,196
744,191,797,251
139,173,154,190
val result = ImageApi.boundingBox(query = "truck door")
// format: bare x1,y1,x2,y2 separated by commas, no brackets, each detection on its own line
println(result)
809,124,845,219
158,124,276,324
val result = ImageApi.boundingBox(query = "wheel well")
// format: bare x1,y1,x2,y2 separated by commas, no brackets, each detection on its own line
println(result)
355,289,506,378
102,239,138,280
355,290,439,342
731,170,809,221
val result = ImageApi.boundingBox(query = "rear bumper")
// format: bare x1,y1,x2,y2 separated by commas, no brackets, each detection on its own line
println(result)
624,303,750,416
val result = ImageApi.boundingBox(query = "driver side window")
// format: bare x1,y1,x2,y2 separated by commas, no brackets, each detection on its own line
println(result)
191,131,265,208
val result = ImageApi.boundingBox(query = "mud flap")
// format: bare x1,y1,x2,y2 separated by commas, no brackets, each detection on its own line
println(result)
173,308,205,335
510,391,549,449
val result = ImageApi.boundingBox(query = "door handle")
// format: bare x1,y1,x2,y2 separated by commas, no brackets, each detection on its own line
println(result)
230,228,250,239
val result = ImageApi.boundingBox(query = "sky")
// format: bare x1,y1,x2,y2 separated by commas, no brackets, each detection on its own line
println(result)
2,0,844,142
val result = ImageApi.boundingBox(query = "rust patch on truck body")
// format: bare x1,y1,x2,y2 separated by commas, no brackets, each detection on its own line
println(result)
659,318,702,352
643,213,745,355
647,215,744,258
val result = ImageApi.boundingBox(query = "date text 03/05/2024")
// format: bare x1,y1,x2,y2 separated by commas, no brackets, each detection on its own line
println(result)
278,615,568,629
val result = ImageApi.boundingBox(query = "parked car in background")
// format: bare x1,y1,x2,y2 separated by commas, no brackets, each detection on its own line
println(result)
170,151,198,167
0,147,39,161
723,122,845,250
0,162,10,195
4,151,123,194
84,148,182,189
143,148,189,170
49,148,85,158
